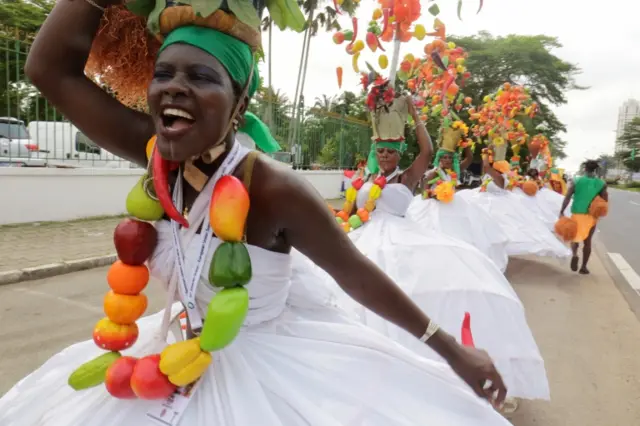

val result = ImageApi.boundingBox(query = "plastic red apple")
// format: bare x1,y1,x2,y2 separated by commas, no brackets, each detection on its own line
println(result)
114,218,158,266
105,356,138,399
130,354,177,400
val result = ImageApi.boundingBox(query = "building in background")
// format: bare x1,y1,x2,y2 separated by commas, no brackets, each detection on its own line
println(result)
616,99,640,152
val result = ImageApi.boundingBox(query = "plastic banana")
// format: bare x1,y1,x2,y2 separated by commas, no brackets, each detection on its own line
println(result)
159,338,202,376
168,351,213,387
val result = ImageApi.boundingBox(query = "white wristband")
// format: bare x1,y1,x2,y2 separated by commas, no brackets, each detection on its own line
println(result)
419,321,440,343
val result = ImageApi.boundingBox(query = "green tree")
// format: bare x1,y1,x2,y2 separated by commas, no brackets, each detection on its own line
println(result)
448,32,585,160
0,0,54,120
615,117,640,172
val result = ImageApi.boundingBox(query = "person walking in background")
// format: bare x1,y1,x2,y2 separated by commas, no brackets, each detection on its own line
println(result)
560,160,608,274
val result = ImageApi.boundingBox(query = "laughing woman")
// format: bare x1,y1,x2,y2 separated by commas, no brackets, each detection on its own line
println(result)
407,124,509,272
308,93,549,402
0,2,519,426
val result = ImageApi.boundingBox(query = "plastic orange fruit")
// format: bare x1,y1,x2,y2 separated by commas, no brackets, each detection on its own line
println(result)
107,261,149,295
104,290,148,325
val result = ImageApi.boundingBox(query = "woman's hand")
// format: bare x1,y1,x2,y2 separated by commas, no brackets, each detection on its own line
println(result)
447,344,508,408
406,95,418,119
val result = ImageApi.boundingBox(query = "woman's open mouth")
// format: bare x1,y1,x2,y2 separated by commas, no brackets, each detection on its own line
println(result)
160,107,195,136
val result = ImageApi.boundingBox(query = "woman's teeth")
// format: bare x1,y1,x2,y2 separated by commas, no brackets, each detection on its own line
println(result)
162,108,195,130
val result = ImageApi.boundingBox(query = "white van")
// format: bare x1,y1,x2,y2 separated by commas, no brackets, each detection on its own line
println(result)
27,121,134,168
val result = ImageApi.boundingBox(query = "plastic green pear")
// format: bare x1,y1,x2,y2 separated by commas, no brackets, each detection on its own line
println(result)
126,174,165,221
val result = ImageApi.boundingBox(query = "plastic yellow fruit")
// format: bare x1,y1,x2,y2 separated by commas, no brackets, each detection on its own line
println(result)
353,40,364,52
403,53,415,63
413,24,426,40
168,351,213,387
378,54,388,69
372,8,382,19
352,52,360,73
159,337,202,376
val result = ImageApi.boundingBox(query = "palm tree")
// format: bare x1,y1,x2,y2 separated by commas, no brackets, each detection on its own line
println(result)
313,94,336,112
288,0,359,163
261,16,274,131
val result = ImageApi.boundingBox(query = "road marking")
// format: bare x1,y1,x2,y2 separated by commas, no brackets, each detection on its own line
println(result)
608,253,640,290
630,201,640,206
11,287,103,314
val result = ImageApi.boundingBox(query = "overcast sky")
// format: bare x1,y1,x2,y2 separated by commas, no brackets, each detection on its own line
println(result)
261,0,639,173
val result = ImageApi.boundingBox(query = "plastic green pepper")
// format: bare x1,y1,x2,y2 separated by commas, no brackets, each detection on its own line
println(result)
208,241,252,288
199,287,249,352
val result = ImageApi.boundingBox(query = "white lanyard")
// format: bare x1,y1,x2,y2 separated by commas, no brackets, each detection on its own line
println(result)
378,167,400,183
170,143,243,330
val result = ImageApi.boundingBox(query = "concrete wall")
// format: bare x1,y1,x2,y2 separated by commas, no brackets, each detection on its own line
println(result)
0,168,343,225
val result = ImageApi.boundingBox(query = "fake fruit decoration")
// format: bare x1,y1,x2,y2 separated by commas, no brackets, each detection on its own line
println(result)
125,174,164,221
209,175,250,242
113,220,158,266
200,287,249,351
424,169,458,202
336,66,343,88
335,175,386,232
152,144,189,228
199,174,252,351
130,355,177,400
461,312,476,347
105,356,138,399
68,351,122,390
104,291,148,324
521,180,539,196
159,337,213,386
107,260,150,294
93,317,139,351
469,83,536,152
554,216,578,242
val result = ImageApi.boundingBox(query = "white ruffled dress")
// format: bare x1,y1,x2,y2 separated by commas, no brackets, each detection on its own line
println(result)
458,175,571,258
300,177,550,401
407,168,509,272
0,145,511,426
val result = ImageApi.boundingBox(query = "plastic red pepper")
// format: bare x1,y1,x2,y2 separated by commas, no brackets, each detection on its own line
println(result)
333,0,342,14
461,312,475,347
347,17,358,49
375,36,386,52
152,145,189,228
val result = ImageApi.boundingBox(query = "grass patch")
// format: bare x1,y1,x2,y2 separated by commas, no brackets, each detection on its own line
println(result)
0,214,127,229
611,184,640,192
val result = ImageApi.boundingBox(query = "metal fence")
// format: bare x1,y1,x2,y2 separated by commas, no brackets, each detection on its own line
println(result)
0,27,372,169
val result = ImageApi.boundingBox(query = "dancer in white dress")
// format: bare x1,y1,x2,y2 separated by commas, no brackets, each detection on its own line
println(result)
319,98,549,402
458,146,571,258
407,127,509,272
0,2,513,425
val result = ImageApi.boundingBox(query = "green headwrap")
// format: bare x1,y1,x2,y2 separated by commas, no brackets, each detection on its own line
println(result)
433,148,460,176
159,26,280,153
366,141,407,175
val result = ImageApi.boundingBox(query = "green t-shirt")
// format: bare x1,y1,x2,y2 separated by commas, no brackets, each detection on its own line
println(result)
571,176,605,214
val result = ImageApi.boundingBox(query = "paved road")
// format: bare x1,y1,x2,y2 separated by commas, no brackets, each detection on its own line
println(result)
1,254,640,425
596,188,640,292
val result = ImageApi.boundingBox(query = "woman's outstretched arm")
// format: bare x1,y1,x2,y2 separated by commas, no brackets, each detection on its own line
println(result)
264,162,506,405
25,1,153,166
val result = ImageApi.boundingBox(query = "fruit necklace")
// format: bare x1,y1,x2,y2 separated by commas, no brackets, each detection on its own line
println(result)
68,139,253,401
423,168,457,202
334,168,399,232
